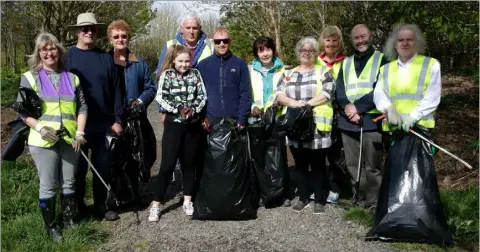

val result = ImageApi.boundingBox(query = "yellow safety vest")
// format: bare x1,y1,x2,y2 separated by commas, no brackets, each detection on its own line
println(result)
166,38,213,63
249,65,285,112
316,55,343,80
281,65,333,132
23,71,79,147
342,51,383,114
379,55,437,131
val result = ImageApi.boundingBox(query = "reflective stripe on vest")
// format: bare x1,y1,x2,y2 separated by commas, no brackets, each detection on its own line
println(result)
23,70,79,147
380,55,436,131
166,39,212,64
343,51,382,114
281,65,333,132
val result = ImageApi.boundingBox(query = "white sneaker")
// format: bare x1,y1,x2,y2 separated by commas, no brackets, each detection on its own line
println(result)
183,201,194,216
310,193,315,200
148,205,161,222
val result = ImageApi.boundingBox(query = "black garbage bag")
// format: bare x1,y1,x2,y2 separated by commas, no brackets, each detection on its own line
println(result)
250,135,287,205
365,126,453,246
193,118,257,220
2,119,29,161
12,87,42,119
276,105,315,142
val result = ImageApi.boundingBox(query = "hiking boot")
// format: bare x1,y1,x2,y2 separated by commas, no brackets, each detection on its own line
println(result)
183,201,194,216
313,203,326,214
148,205,161,222
326,191,339,204
292,200,310,212
282,198,292,207
39,197,63,243
61,194,77,228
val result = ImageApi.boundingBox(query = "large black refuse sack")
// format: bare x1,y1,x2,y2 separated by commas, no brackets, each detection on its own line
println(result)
276,105,314,142
2,119,29,161
250,135,287,205
193,118,257,220
366,126,453,246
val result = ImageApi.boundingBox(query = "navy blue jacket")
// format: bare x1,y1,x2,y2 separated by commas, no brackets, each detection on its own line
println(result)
196,51,251,126
109,49,157,108
66,47,124,133
335,46,389,132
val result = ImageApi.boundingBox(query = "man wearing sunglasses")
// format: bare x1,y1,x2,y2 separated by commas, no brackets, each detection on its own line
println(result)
66,13,124,221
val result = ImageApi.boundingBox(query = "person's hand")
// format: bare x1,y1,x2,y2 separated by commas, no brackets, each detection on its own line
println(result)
251,106,263,117
350,114,361,124
401,116,416,132
386,105,401,125
36,124,59,142
202,117,210,132
183,107,194,120
291,100,306,108
72,131,87,152
237,124,245,130
345,104,358,119
112,122,123,136
159,112,166,124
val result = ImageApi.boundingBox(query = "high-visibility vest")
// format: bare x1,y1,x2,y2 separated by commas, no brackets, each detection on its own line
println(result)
316,55,343,80
23,70,79,147
249,65,285,111
379,55,438,131
281,65,333,132
166,38,212,64
342,51,383,114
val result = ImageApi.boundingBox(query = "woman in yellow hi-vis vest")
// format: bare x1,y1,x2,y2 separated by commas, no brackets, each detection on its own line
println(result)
16,32,88,242
276,37,335,214
316,25,346,205
248,36,292,208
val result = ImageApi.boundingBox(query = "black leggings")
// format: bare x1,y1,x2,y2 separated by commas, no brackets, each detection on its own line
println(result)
153,120,202,202
290,147,327,204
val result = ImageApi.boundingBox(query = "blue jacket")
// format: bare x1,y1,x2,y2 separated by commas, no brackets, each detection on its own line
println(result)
196,51,252,126
251,57,284,107
110,50,157,108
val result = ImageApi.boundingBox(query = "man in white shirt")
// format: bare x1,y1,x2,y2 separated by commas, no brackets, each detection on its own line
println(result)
374,23,441,132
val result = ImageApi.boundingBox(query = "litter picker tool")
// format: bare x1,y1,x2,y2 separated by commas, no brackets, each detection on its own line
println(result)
354,116,364,203
373,114,472,169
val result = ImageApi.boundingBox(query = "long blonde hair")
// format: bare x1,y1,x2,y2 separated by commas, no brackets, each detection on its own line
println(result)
27,32,67,72
318,25,345,55
159,44,192,74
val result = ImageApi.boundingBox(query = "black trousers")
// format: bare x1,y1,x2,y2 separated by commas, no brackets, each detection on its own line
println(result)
153,120,202,202
290,147,327,204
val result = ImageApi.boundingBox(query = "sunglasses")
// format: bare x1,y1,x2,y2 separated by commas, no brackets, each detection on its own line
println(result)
80,26,97,34
112,34,128,39
213,38,230,45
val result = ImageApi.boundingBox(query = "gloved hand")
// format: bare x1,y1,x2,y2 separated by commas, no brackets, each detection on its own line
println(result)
386,105,401,125
401,116,417,133
35,124,59,142
72,131,87,152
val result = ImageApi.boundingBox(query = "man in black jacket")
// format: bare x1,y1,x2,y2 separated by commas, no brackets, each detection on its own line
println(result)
335,24,389,210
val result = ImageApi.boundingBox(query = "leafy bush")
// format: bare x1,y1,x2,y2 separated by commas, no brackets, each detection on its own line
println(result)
1,68,21,107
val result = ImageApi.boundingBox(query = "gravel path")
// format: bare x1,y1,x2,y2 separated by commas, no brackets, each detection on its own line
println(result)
98,105,395,252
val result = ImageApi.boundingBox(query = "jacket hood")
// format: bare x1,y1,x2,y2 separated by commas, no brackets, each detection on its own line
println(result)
252,56,284,72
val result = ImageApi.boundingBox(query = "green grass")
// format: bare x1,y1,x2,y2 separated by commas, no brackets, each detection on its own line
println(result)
1,155,107,251
344,186,479,251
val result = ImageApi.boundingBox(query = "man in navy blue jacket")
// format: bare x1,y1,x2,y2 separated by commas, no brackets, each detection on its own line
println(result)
196,27,251,129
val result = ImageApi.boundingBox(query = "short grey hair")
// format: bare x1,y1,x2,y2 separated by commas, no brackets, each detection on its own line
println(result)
384,23,426,61
27,32,67,72
179,12,201,31
295,36,319,59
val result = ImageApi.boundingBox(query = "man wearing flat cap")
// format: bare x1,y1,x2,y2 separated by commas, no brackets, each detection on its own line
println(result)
66,12,124,221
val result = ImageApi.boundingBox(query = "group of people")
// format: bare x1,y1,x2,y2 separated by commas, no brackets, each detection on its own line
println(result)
16,11,441,242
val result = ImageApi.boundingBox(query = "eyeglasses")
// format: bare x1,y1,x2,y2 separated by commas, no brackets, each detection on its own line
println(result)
300,49,316,54
112,34,128,40
80,26,97,34
40,47,58,55
213,38,230,45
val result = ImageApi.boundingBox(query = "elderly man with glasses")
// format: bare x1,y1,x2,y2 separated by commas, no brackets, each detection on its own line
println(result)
66,12,124,221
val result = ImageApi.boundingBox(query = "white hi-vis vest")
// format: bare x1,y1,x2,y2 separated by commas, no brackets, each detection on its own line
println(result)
281,65,333,132
249,65,285,110
343,51,383,114
166,38,213,64
379,55,438,131
23,71,79,147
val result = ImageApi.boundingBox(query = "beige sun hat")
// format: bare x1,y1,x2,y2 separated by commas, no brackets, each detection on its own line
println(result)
67,13,105,29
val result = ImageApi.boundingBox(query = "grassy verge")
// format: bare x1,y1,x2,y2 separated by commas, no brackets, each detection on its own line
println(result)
344,187,479,251
1,155,108,251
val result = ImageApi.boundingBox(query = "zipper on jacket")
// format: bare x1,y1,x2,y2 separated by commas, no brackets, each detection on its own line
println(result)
220,57,225,118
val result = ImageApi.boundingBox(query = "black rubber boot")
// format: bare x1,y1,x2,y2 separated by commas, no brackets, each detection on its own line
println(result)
61,194,77,228
39,197,63,242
